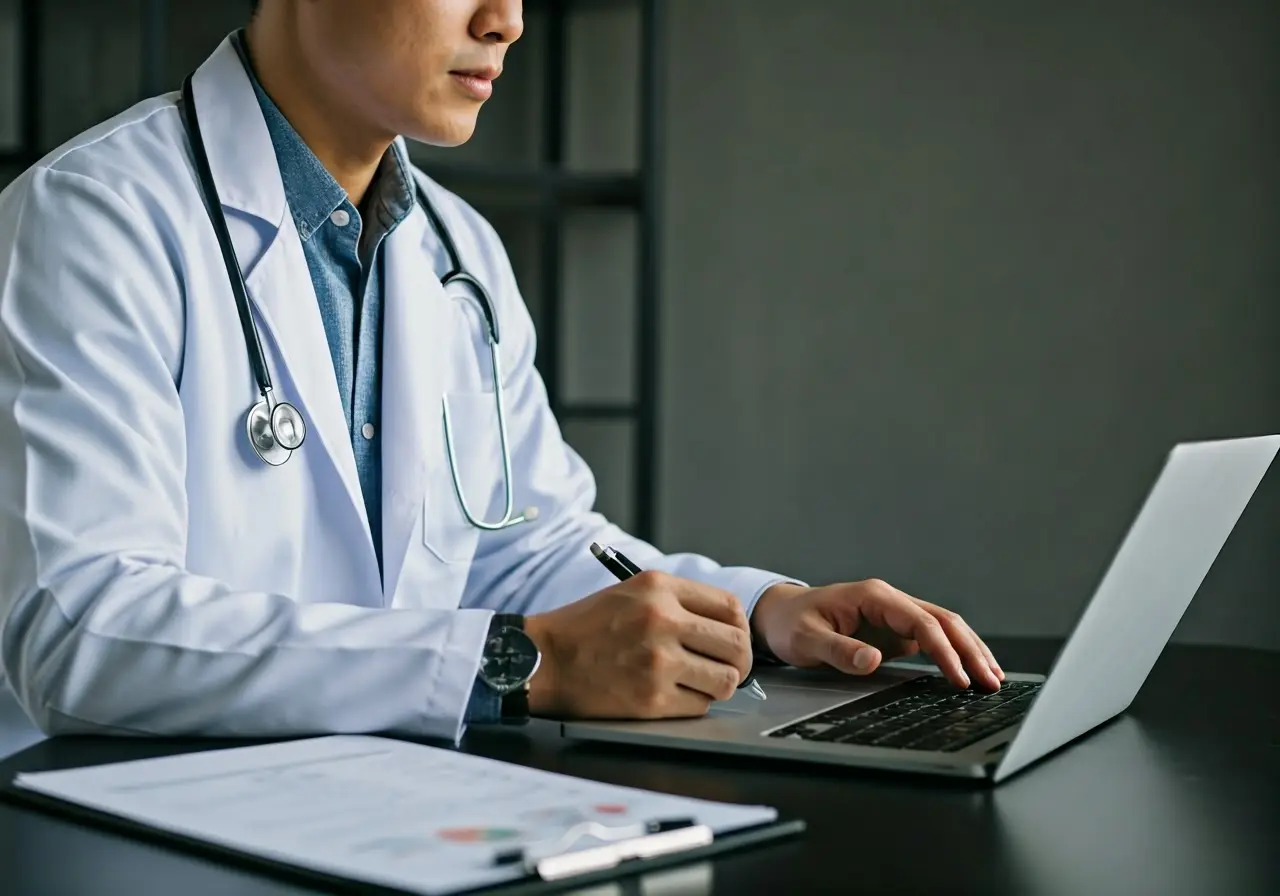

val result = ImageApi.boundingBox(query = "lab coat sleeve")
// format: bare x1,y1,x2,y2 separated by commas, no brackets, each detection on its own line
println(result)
0,166,489,741
456,210,806,619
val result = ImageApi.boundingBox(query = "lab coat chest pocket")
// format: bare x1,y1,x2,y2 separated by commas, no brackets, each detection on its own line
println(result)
422,390,502,564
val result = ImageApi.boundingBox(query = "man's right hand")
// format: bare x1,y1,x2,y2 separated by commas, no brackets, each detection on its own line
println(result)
523,571,752,720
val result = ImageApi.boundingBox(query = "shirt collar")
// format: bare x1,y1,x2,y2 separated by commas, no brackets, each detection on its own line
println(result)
367,135,416,243
231,30,414,243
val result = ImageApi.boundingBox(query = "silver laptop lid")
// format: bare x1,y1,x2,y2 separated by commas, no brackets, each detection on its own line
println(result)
994,435,1279,782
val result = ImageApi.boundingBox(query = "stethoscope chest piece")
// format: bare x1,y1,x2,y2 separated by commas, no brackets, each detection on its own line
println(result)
246,397,306,466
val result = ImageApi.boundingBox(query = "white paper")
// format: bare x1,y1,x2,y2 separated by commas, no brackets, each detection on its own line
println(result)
13,735,776,894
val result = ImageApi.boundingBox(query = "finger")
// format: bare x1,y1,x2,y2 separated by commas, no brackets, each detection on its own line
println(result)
979,639,1004,680
632,680,712,720
799,628,883,676
956,620,1004,680
965,627,1004,683
666,686,715,719
953,625,1001,690
676,611,752,679
674,650,744,702
916,601,1003,688
930,612,997,690
671,579,747,630
857,586,970,687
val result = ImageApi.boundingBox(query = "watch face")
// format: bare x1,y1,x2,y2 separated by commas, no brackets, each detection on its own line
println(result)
480,626,540,694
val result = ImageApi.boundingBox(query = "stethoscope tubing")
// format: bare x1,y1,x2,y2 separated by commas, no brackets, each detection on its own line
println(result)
180,70,530,530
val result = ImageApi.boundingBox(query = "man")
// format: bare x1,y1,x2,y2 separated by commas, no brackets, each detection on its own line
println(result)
0,0,1000,740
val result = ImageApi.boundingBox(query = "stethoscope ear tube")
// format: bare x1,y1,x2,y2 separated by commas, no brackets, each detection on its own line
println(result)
417,189,498,347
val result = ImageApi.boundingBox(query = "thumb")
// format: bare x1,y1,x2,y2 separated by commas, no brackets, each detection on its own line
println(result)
811,629,882,675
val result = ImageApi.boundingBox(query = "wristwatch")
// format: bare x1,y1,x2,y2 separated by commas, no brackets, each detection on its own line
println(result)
477,614,541,724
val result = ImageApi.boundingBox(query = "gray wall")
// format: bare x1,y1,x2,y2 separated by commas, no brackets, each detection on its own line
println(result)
2,1,1277,649
658,0,1280,649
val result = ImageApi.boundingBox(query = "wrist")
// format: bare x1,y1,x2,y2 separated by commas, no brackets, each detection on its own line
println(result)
524,614,560,717
751,583,807,661
751,583,806,638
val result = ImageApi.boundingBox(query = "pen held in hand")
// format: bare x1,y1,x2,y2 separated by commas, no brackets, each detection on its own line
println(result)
588,542,768,700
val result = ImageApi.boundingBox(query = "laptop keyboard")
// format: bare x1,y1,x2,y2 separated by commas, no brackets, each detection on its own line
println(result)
766,676,1042,752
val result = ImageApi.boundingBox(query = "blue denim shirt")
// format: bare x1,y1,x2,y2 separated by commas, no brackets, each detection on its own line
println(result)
235,35,499,723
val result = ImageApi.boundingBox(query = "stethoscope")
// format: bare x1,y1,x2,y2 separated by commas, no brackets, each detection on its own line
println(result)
179,74,536,531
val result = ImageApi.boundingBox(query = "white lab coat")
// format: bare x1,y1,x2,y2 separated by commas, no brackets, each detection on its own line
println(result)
0,37,791,742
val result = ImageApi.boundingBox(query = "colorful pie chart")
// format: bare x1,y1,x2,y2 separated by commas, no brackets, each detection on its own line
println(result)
436,827,522,843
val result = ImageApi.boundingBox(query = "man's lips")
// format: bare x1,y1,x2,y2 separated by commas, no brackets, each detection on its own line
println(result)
449,67,500,100
451,66,501,80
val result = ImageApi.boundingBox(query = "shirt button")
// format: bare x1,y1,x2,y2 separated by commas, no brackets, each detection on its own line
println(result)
331,209,351,227
361,423,376,440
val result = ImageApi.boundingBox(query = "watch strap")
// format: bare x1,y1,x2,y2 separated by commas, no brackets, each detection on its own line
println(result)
499,685,530,724
491,613,524,633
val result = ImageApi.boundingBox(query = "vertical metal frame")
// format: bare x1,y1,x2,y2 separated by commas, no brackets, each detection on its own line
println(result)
633,0,663,542
537,0,567,417
18,0,41,159
140,0,169,98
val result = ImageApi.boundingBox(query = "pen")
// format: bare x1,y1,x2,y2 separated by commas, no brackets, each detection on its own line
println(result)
589,543,767,700
493,817,697,867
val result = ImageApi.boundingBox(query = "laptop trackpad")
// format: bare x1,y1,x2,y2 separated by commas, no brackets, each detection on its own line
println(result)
706,667,925,720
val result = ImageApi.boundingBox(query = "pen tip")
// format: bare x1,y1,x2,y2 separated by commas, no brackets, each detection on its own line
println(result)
589,542,604,558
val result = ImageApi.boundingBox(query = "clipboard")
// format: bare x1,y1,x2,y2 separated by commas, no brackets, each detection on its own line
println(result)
1,737,805,896
2,781,804,895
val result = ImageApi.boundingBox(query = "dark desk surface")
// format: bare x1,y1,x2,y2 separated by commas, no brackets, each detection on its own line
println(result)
1,639,1277,896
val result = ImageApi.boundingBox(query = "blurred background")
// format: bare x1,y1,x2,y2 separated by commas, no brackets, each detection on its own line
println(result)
0,0,1276,649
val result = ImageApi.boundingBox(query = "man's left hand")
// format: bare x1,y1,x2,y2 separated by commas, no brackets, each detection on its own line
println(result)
750,581,1004,691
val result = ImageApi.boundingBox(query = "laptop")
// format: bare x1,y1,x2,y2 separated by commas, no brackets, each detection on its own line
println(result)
562,435,1279,783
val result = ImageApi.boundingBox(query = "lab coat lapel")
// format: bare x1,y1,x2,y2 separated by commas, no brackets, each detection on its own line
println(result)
381,205,449,601
242,218,371,542
189,37,374,558
189,37,285,227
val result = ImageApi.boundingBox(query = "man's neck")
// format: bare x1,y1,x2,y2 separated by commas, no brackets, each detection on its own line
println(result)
244,13,390,207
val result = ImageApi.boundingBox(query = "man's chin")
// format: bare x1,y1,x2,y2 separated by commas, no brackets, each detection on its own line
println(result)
413,116,480,149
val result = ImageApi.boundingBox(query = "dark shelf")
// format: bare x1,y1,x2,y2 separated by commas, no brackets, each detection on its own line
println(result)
421,164,641,210
560,402,638,421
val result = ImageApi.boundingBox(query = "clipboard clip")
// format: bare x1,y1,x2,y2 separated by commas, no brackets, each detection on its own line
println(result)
493,818,714,881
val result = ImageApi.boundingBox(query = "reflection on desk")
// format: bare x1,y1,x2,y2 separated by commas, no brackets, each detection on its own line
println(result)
994,717,1252,895
561,862,712,896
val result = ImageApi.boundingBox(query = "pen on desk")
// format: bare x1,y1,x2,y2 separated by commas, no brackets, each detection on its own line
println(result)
589,543,767,700
492,817,697,867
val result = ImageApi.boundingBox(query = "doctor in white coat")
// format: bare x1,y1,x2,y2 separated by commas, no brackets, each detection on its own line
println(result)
0,0,1001,741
